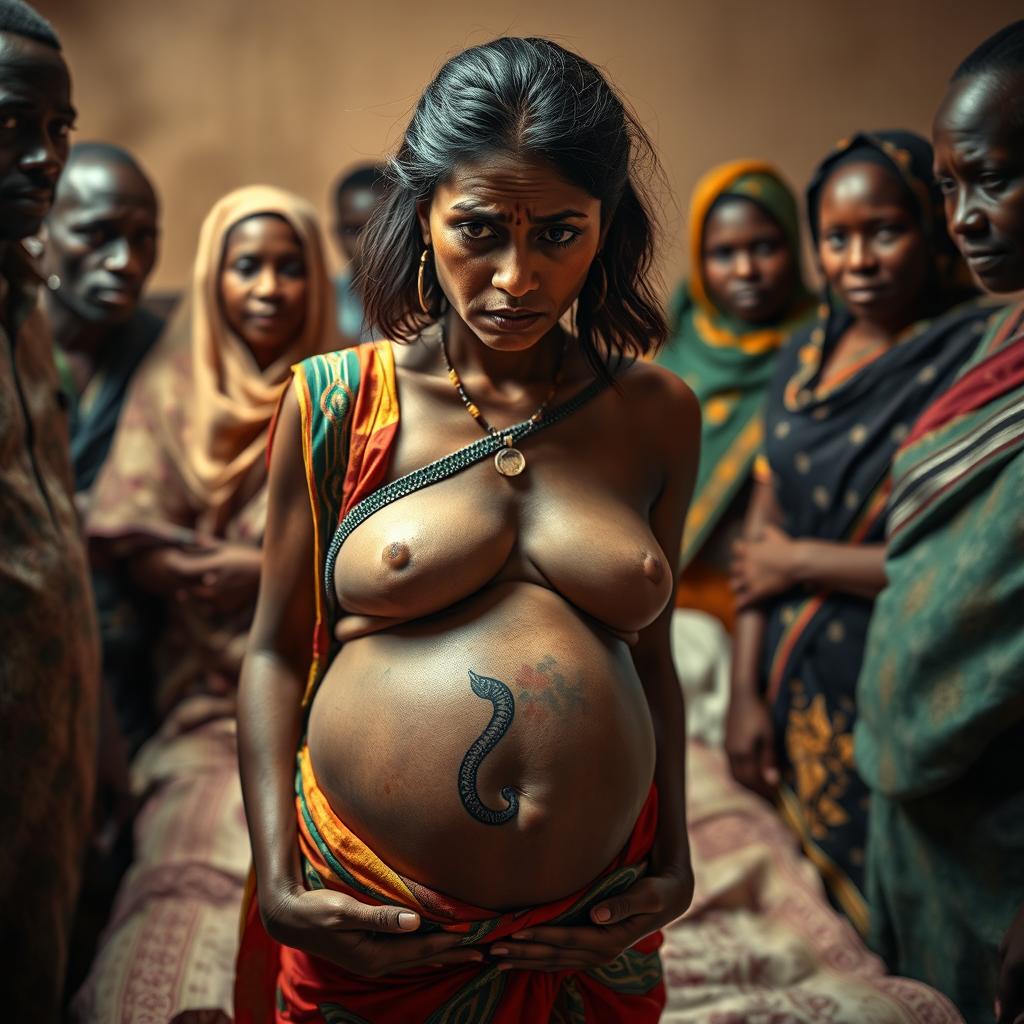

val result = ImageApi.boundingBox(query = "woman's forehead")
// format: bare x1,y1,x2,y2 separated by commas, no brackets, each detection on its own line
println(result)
225,214,302,250
437,154,597,213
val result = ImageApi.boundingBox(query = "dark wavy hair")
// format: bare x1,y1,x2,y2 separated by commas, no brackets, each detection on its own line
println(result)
358,36,666,380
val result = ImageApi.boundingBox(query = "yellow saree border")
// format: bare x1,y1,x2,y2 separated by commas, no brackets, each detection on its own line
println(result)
682,412,763,566
777,784,870,936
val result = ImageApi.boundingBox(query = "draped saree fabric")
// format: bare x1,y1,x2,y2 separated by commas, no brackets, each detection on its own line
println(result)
854,302,1024,1021
757,131,995,933
234,340,666,1023
656,160,813,626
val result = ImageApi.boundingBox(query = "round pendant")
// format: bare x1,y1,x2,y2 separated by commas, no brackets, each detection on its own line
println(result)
494,446,526,477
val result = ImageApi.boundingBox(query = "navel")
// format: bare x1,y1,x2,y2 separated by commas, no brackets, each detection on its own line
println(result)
641,552,664,583
382,541,411,570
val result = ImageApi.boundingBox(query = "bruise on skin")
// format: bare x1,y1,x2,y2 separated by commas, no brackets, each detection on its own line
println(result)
514,655,587,721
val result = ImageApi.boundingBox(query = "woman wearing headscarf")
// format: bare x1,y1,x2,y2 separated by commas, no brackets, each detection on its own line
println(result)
72,186,336,1023
725,132,998,931
657,161,813,630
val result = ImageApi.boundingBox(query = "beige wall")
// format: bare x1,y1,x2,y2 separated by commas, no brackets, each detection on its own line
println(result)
37,0,1023,293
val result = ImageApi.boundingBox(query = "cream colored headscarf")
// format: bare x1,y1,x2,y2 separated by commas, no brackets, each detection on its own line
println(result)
161,184,337,521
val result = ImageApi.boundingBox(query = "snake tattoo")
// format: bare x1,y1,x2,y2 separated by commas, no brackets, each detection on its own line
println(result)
457,669,520,826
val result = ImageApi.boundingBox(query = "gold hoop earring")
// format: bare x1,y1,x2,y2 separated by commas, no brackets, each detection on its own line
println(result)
590,257,607,312
417,248,432,315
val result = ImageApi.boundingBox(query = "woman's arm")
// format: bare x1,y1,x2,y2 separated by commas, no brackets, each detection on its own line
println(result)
726,476,782,796
237,390,318,904
731,523,886,606
730,460,887,607
238,389,479,975
788,538,886,598
629,372,700,884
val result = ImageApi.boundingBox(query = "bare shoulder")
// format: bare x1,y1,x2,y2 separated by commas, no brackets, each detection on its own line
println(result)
617,359,701,439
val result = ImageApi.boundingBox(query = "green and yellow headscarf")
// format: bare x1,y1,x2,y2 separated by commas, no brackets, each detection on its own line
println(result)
657,160,813,568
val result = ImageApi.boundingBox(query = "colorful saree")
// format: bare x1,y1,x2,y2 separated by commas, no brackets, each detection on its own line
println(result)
758,132,997,934
854,301,1024,1021
235,340,666,1023
657,161,814,627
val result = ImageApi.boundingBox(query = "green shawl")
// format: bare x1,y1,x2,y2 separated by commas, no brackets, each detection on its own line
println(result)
656,160,814,569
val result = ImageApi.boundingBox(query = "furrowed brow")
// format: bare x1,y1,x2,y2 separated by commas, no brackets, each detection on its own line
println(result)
530,209,589,224
450,200,507,222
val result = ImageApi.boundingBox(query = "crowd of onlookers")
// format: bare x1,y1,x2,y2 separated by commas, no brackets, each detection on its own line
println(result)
1,0,1022,1020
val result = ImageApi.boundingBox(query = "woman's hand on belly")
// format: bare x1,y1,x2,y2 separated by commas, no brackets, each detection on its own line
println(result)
261,883,484,977
486,865,695,972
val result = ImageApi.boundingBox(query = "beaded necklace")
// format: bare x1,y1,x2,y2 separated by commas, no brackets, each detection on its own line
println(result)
439,325,568,476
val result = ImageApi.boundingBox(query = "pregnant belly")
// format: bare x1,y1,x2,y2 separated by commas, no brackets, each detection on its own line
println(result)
306,582,657,910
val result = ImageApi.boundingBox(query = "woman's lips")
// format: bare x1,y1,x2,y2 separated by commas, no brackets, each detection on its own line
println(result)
964,249,1008,273
843,283,890,304
480,310,544,333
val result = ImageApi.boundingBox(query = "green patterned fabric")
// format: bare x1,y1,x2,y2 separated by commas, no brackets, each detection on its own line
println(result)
855,308,1024,1020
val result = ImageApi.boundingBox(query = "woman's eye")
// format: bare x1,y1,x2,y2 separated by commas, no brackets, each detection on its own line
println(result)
232,258,258,276
458,222,495,241
707,246,733,262
875,225,903,244
279,259,306,279
51,119,73,140
937,177,957,196
979,172,1006,191
824,232,846,250
0,114,18,131
753,241,781,258
540,226,579,247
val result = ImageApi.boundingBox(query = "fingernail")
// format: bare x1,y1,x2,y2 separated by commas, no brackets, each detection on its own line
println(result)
490,947,509,957
498,963,512,971
511,931,529,940
398,911,418,930
593,906,612,923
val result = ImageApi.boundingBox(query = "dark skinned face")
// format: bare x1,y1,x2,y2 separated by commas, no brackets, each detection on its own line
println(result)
417,153,603,353
701,197,797,325
933,70,1024,293
333,185,380,267
41,157,158,327
219,214,308,366
817,161,931,331
0,33,73,241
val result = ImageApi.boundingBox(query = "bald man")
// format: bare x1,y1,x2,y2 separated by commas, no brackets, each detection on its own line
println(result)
36,143,165,759
40,140,162,496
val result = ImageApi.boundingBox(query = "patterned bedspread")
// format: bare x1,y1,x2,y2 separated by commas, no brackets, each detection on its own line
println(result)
71,710,963,1023
663,742,962,1023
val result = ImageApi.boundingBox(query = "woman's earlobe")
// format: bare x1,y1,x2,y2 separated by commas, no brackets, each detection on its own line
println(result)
415,200,432,248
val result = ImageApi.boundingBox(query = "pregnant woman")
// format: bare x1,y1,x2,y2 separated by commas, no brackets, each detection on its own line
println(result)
235,37,698,1023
